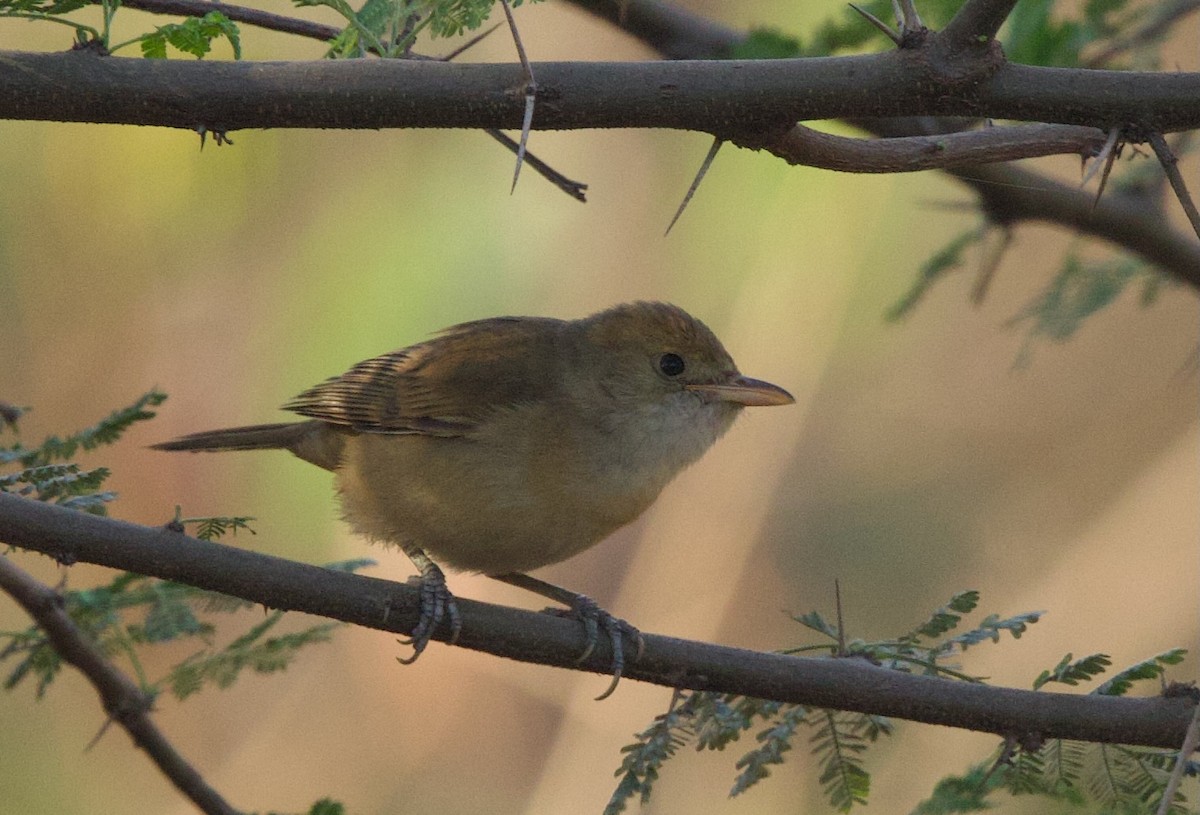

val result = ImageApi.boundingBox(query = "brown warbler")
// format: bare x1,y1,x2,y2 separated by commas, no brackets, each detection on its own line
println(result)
154,302,794,696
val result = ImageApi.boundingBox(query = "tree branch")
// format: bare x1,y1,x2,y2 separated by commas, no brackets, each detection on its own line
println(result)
940,0,1020,49
2,48,1200,134
0,555,242,815
1,492,1195,749
738,122,1110,173
565,0,1200,289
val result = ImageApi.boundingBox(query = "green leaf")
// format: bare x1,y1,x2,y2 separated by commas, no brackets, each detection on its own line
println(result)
728,28,802,59
888,228,984,321
903,590,981,642
1032,652,1112,690
1,389,166,467
141,12,241,60
1093,649,1187,696
792,610,840,640
730,704,807,796
606,698,695,815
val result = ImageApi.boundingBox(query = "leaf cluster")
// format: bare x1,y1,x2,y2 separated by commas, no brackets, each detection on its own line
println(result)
607,591,1043,814
140,11,242,59
917,648,1193,814
609,592,1191,814
0,389,166,515
1,560,369,702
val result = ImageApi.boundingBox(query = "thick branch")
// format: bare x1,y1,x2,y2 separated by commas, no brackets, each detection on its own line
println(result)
948,163,1200,287
0,555,242,815
0,493,1195,749
2,49,1200,134
566,0,1200,288
941,0,1021,48
741,122,1109,173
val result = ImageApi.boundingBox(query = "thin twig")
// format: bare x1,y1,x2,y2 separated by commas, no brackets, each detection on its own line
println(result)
441,21,503,61
103,0,587,202
1154,698,1200,815
834,579,847,657
940,0,1019,46
970,225,1012,305
0,556,242,815
1084,0,1200,68
484,130,587,201
1149,132,1200,240
848,3,901,45
497,0,537,193
895,0,924,33
1,492,1197,747
1080,126,1120,189
664,136,722,235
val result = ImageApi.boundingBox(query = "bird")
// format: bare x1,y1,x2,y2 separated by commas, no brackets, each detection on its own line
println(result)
153,301,794,697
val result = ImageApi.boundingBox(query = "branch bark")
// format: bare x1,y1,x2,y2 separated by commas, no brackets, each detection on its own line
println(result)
0,555,242,815
2,48,1200,134
567,0,1200,289
1,493,1195,749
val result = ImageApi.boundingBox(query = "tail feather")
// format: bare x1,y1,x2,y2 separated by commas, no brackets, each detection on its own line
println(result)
152,420,342,471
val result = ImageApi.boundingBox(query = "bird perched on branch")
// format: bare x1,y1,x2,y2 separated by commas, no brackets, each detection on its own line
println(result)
154,301,794,697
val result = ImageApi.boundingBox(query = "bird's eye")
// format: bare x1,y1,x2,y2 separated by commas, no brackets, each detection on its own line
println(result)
658,353,686,377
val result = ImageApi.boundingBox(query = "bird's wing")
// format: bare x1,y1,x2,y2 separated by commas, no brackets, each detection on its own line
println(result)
282,316,567,437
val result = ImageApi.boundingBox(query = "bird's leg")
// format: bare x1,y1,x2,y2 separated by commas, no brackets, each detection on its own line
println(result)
396,549,461,664
489,572,644,700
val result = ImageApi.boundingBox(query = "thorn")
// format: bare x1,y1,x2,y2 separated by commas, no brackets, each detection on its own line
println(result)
498,0,536,193
441,22,502,62
1149,132,1200,241
895,0,925,32
970,226,1012,306
485,129,588,202
665,137,723,235
1080,126,1120,191
834,578,847,657
849,3,902,45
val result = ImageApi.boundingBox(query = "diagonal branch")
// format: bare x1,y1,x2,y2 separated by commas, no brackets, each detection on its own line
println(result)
940,0,1020,49
1,492,1196,749
740,122,1110,173
0,555,242,815
564,0,1200,289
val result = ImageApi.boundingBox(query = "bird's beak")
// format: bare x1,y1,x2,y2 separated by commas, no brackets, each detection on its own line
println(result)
686,376,795,407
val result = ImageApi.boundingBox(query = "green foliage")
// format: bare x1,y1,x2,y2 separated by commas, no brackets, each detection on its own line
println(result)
811,710,877,811
1033,652,1112,690
1003,0,1146,68
0,0,97,40
608,592,1038,813
294,0,542,58
139,12,242,59
172,508,258,541
1009,254,1167,364
787,590,1043,680
2,562,369,702
168,610,339,700
731,704,809,796
0,390,166,515
0,389,166,468
1094,648,1187,696
605,693,695,815
888,228,986,321
914,650,1195,815
610,594,1190,813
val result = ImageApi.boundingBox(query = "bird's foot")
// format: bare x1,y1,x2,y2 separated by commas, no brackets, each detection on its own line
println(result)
396,562,461,664
550,594,645,701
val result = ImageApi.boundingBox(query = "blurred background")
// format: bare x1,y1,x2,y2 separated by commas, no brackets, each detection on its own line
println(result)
2,1,1198,813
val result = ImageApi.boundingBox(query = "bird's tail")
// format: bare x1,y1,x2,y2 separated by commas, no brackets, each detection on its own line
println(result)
152,420,342,470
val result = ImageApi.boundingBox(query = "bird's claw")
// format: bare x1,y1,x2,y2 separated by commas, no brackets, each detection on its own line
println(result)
550,595,643,700
396,567,461,664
